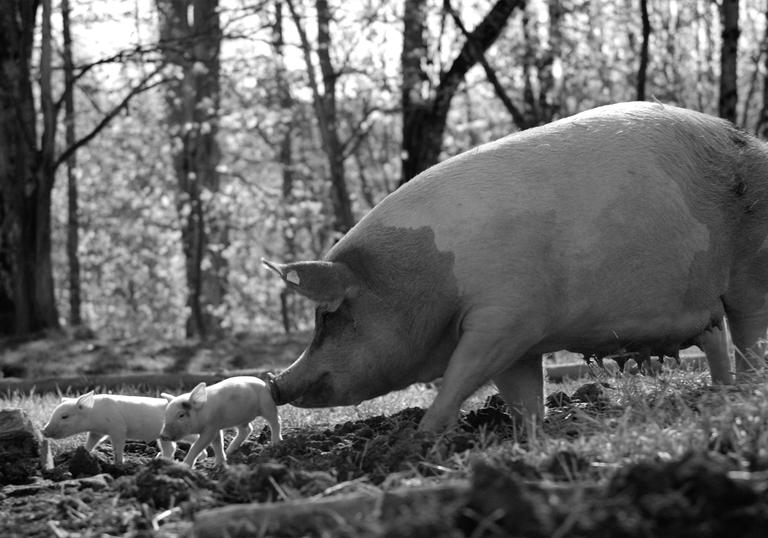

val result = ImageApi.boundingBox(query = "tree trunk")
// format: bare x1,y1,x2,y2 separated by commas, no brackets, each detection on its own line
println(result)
719,0,739,123
400,0,524,185
637,0,651,101
37,0,60,332
315,0,354,235
1,0,154,338
521,11,539,126
274,0,296,333
538,0,563,122
0,0,61,336
157,0,226,339
758,7,768,139
286,0,355,235
62,0,82,327
401,0,434,184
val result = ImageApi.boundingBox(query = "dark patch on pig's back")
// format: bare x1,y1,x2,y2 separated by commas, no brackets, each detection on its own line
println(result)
330,225,461,336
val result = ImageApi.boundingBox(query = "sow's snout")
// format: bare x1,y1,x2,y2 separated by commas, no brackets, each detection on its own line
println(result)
269,369,342,408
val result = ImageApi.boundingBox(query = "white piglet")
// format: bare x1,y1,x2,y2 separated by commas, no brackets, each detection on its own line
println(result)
160,376,282,467
42,392,190,465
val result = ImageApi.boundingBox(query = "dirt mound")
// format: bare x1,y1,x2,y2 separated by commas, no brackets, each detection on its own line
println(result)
580,452,768,538
126,458,217,509
409,452,768,538
244,407,435,484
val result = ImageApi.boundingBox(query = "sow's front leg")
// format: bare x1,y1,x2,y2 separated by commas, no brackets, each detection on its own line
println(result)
419,315,541,433
492,354,545,432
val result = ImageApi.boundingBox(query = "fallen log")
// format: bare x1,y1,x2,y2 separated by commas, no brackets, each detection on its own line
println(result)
191,477,602,537
191,481,470,538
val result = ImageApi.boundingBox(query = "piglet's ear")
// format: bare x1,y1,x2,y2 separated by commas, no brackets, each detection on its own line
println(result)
189,382,207,408
77,391,95,409
161,393,175,403
262,259,358,312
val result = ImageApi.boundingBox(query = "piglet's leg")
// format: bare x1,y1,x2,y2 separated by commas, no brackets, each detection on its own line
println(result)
110,434,126,465
157,440,177,459
85,432,108,451
492,355,544,434
183,430,218,468
211,430,227,466
225,423,253,457
419,322,539,433
262,402,283,444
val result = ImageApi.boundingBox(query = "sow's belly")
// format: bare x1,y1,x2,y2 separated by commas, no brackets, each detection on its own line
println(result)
532,306,725,357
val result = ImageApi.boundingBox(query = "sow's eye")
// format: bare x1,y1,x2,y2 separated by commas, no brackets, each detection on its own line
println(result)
61,414,69,420
320,304,355,330
312,304,354,348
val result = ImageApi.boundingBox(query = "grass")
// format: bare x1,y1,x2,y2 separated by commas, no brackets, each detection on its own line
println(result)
1,382,497,458
5,366,768,482
4,366,768,538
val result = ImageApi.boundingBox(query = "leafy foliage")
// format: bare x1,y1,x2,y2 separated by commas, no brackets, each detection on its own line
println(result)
39,0,768,338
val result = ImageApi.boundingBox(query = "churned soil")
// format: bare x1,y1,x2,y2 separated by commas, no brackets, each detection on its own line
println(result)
3,385,768,537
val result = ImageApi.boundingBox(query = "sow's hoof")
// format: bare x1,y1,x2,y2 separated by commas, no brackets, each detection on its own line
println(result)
0,409,51,485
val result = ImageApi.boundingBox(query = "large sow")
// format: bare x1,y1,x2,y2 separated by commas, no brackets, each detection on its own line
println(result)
264,102,768,432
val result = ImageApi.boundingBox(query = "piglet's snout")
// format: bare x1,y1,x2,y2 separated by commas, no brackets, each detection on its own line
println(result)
41,423,61,438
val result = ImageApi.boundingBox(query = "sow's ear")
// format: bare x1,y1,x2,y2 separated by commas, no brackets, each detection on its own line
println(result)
262,258,358,312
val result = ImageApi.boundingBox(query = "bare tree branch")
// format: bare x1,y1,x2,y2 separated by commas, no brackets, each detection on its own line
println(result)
444,0,527,129
340,103,378,158
54,66,169,170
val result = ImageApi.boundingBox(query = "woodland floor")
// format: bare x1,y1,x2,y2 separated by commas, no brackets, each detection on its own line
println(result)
1,332,768,537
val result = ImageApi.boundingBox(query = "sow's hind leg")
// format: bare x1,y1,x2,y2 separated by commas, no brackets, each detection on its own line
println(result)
724,252,768,381
694,325,732,385
727,312,768,381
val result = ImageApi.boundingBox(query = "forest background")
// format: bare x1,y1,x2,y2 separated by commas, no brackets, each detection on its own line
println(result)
0,0,759,343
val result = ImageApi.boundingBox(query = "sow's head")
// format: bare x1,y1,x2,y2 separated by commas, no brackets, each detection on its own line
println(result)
262,258,411,408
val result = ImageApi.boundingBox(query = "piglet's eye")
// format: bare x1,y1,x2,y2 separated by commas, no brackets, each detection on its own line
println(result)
61,415,69,420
